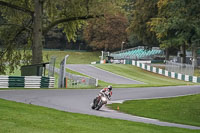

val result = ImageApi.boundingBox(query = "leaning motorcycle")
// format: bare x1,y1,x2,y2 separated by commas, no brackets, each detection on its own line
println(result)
91,92,109,110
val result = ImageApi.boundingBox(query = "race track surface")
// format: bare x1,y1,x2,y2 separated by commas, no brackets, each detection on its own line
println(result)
1,85,200,129
66,64,144,84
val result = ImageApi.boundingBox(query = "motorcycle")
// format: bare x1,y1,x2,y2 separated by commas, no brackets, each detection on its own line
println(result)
91,92,109,110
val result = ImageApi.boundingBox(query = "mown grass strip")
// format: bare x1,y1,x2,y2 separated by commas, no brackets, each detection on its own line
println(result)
95,64,198,87
108,94,200,127
43,51,101,67
0,99,199,133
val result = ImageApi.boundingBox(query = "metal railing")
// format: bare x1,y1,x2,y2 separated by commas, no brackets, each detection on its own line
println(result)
165,61,194,76
57,55,98,88
65,72,97,88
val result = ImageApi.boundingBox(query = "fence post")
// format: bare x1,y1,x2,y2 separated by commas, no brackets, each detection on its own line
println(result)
48,56,56,77
96,79,98,87
58,55,69,88
65,77,68,88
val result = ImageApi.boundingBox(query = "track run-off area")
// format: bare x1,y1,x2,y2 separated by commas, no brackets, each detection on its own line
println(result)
1,65,200,129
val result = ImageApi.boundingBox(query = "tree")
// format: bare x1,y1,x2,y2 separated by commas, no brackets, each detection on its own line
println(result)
127,0,159,47
83,12,128,51
123,0,143,48
0,0,122,74
149,0,200,65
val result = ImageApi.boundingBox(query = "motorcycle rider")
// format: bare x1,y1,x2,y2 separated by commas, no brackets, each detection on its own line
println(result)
99,85,112,100
92,85,112,109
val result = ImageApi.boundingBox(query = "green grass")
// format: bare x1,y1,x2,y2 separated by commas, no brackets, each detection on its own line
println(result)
108,94,200,127
95,64,198,87
0,99,199,133
43,51,101,67
66,68,90,77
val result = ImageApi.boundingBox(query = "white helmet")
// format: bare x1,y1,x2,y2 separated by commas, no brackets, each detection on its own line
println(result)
108,85,112,91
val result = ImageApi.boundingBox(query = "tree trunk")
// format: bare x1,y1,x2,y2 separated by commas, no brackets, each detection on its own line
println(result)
32,0,43,64
192,46,198,68
104,43,108,52
165,48,169,61
180,44,186,64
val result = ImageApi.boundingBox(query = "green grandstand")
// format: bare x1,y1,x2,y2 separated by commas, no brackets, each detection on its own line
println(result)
110,46,163,60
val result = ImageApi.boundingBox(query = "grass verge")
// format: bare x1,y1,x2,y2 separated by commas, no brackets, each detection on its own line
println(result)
95,64,198,87
108,94,200,127
0,98,199,133
43,51,101,67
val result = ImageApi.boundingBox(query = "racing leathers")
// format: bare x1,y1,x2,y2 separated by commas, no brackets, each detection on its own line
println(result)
99,87,112,100
93,87,112,105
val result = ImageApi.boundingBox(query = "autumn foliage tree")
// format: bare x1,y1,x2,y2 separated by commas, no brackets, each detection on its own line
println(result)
128,0,159,47
83,13,128,51
148,0,200,65
0,0,123,74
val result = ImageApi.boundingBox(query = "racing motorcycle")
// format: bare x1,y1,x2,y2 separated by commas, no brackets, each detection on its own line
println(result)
91,92,109,110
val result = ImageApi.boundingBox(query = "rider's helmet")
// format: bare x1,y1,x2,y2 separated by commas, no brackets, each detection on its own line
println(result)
108,85,112,91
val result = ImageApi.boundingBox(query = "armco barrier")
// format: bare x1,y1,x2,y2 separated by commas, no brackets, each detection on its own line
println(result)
128,60,200,83
0,76,55,88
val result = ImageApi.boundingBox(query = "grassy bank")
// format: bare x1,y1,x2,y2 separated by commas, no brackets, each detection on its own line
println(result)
43,51,101,67
0,99,199,133
95,64,197,87
108,94,200,127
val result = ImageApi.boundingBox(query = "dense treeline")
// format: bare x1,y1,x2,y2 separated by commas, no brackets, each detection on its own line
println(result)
128,0,200,67
0,0,200,74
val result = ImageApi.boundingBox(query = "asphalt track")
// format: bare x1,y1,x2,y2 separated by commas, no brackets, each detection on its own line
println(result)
1,85,200,129
66,64,144,84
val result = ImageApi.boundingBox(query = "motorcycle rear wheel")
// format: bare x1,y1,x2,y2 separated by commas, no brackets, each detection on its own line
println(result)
91,104,95,109
96,102,103,110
